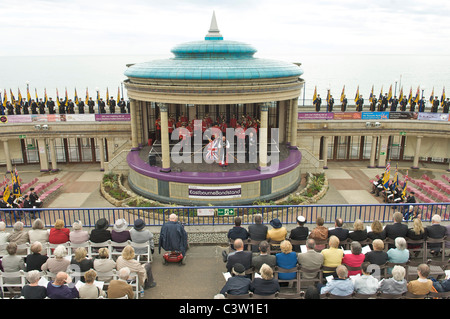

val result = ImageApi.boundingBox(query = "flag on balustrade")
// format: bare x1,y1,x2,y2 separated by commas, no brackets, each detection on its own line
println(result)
117,87,121,102
106,87,110,105
27,86,32,104
326,89,330,104
44,88,48,104
340,85,345,102
313,86,317,102
379,86,383,101
354,85,359,103
388,85,393,103
85,88,89,105
35,88,39,101
75,88,79,104
369,85,374,102
382,161,391,190
441,87,446,106
10,89,16,105
414,86,420,104
18,89,23,105
398,87,403,102
429,87,434,104
3,90,7,107
408,87,412,105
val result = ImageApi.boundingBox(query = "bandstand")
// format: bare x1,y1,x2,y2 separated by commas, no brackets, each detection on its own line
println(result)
123,13,305,205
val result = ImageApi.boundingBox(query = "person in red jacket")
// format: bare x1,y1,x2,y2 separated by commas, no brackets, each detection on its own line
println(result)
49,219,70,245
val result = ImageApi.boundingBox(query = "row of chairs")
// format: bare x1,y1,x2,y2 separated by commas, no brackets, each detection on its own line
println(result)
0,240,153,263
38,183,64,202
231,235,448,262
0,268,141,299
225,290,450,299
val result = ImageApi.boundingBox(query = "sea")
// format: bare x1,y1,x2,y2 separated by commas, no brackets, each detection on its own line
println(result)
0,54,449,105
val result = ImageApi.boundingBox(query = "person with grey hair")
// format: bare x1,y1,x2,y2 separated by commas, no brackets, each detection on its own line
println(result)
69,220,89,244
0,221,10,255
319,265,354,296
387,237,409,269
28,218,48,246
26,241,48,271
107,266,134,299
378,265,407,295
425,214,447,256
342,241,365,276
7,221,29,255
2,242,25,287
41,244,70,274
297,239,324,280
21,270,47,299
249,263,280,296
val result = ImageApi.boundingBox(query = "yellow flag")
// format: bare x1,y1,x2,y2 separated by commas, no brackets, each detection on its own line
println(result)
106,87,110,105
85,88,89,104
340,85,345,102
354,86,359,103
2,185,10,203
313,86,317,102
429,87,434,104
117,86,121,102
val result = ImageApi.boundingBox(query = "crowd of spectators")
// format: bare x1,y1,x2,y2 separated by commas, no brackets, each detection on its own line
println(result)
0,217,157,299
218,213,449,298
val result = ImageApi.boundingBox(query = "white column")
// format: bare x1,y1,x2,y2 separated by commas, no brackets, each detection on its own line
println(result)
412,135,423,169
377,135,389,168
2,139,12,173
130,99,139,150
37,138,49,172
259,103,269,169
159,103,171,172
98,138,105,171
48,138,58,172
323,136,330,169
368,136,378,168
289,97,299,149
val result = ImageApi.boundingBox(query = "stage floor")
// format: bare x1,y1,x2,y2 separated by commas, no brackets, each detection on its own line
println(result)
138,142,291,173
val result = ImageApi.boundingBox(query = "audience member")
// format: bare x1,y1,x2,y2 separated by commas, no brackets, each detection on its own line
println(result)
384,212,408,248
89,218,112,243
130,218,155,255
367,220,386,241
69,220,90,244
387,237,409,268
158,214,188,261
289,216,309,252
248,214,268,252
353,262,379,295
406,218,426,252
321,235,343,277
297,239,324,280
41,245,71,274
425,214,448,256
348,219,368,242
25,241,48,271
79,269,106,299
7,221,29,255
342,241,365,276
116,245,156,290
328,218,349,241
107,266,134,299
251,241,276,273
308,216,328,251
227,217,249,249
407,263,436,296
364,239,388,265
28,218,49,246
378,265,408,295
266,218,287,245
220,263,251,296
21,270,47,299
46,271,79,299
93,247,116,282
2,243,25,287
0,221,10,255
249,263,280,296
69,247,94,281
433,275,450,292
319,265,354,296
226,238,252,273
49,219,70,245
275,240,297,280
111,218,131,252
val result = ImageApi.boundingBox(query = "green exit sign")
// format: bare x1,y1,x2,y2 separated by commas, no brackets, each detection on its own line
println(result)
19,135,26,139
218,208,235,216
399,132,406,136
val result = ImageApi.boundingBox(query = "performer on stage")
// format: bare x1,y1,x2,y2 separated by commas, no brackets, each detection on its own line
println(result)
47,97,55,114
38,98,46,114
118,98,126,113
218,135,230,168
314,94,322,112
109,96,116,113
341,95,347,112
77,98,85,114
88,97,95,114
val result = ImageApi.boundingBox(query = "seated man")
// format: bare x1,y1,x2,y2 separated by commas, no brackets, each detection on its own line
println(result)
425,214,448,256
226,238,252,273
248,214,268,252
328,218,349,242
297,239,324,280
158,214,188,259
319,265,354,296
251,241,276,274
46,271,79,299
220,263,251,296
107,267,135,299
29,188,43,208
353,262,379,295
407,263,436,296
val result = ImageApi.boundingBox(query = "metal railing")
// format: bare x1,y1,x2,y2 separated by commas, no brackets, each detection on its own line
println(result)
1,202,448,228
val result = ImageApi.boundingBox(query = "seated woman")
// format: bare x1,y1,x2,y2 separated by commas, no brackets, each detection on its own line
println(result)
93,248,116,282
321,235,343,278
49,219,70,245
21,270,47,299
378,265,408,295
342,241,365,276
348,219,368,242
116,245,156,290
250,263,280,296
69,247,93,282
41,245,71,274
275,240,297,281
308,216,328,252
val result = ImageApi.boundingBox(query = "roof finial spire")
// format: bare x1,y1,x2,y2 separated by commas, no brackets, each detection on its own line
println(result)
205,11,223,40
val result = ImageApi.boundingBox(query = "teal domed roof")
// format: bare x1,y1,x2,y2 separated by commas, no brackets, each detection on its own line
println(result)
124,13,303,81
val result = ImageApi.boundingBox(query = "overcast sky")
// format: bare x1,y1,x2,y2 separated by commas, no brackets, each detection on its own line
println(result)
1,0,449,57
